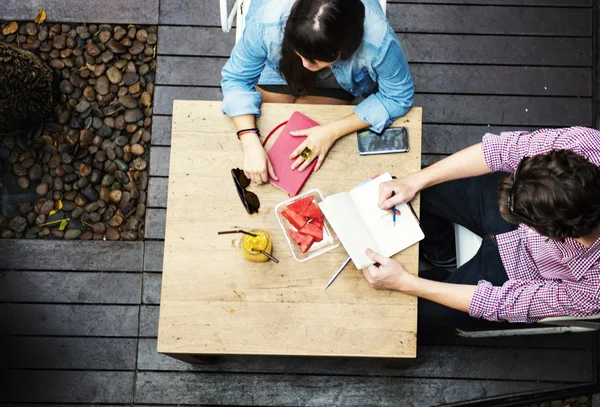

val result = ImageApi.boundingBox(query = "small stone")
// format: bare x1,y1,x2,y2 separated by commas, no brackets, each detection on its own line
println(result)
79,163,92,177
133,158,147,171
100,50,114,64
114,158,129,171
94,63,107,77
74,195,87,207
128,82,141,95
36,214,47,226
113,26,127,41
60,79,74,94
118,95,137,109
124,108,143,123
36,183,49,196
85,202,100,213
2,230,14,239
102,174,115,187
82,186,99,202
121,230,137,240
97,127,113,138
71,207,84,219
147,33,157,45
75,99,91,113
106,38,126,54
106,227,120,240
130,144,145,156
53,34,66,49
49,59,65,70
99,187,110,202
141,91,152,107
95,76,110,96
81,231,94,240
83,86,96,101
123,72,139,86
98,30,112,44
18,177,30,189
70,116,84,129
106,66,123,85
25,22,39,36
28,164,43,181
108,214,124,227
115,135,129,147
90,170,102,184
40,200,54,216
136,203,146,218
86,41,101,57
109,190,123,203
63,229,82,240
9,217,28,233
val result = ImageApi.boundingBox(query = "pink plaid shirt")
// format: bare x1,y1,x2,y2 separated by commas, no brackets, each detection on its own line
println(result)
469,126,600,322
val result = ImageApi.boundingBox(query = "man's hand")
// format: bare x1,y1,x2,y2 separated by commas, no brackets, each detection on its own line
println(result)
361,249,416,291
378,176,421,211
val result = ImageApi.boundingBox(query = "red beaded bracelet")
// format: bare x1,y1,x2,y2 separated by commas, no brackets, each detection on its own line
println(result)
236,128,260,140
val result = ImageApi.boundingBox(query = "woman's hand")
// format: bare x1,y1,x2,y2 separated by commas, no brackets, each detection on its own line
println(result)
241,134,278,184
289,124,338,172
378,175,422,211
361,249,415,292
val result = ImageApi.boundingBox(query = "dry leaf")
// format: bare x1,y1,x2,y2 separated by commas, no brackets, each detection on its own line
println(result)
58,219,69,231
57,200,63,210
34,9,47,25
2,21,18,35
49,210,58,217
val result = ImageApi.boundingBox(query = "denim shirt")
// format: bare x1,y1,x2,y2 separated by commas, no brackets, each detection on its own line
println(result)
221,0,414,133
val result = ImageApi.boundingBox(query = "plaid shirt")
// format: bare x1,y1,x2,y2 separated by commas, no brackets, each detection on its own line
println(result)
469,126,600,322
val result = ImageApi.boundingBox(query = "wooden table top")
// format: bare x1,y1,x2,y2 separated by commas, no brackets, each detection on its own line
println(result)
158,101,422,358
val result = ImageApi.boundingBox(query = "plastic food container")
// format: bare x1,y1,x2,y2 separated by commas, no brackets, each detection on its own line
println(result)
275,189,339,262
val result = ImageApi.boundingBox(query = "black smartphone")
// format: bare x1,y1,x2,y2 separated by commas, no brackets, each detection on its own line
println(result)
357,127,409,155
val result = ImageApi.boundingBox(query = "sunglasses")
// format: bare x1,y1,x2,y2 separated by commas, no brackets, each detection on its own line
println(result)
231,168,260,214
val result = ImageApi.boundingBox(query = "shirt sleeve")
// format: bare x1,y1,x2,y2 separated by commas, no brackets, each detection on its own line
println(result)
220,17,267,118
469,277,600,322
482,127,600,173
353,35,414,133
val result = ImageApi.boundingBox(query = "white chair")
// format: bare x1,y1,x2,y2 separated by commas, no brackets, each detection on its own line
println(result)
454,225,600,337
220,0,387,43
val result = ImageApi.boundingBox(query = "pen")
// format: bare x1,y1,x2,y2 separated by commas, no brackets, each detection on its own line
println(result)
391,191,396,227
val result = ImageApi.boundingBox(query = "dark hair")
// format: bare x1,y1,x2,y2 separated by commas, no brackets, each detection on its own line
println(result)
279,0,365,97
499,150,600,241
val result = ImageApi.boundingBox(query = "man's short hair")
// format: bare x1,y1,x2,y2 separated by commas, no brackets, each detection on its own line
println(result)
499,149,600,241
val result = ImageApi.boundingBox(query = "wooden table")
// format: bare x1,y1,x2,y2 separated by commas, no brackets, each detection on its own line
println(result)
158,101,422,360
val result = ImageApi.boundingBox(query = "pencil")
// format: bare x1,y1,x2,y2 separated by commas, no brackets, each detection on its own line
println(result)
391,191,396,227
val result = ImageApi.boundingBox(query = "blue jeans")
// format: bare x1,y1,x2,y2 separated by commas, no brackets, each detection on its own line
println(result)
417,173,519,331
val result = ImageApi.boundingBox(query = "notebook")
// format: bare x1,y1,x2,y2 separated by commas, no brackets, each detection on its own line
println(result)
267,111,319,196
318,173,425,269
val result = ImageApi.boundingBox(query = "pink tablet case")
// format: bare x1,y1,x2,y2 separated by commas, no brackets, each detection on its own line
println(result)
267,111,319,196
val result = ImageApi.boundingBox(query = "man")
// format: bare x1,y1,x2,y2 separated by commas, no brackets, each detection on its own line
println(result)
362,126,600,328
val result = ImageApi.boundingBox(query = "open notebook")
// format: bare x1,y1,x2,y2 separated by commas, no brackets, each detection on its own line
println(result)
267,112,319,196
318,173,424,269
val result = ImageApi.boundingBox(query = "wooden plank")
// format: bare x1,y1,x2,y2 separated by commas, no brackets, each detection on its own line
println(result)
413,65,592,97
149,146,171,177
140,305,159,337
7,371,134,403
3,304,139,336
151,116,172,146
145,208,166,240
144,240,165,272
154,29,592,66
157,0,592,27
134,372,556,406
158,26,235,56
138,339,593,382
143,273,162,304
0,240,143,271
415,94,592,126
396,0,591,5
422,125,540,154
400,34,591,66
8,337,137,370
0,271,141,304
154,86,222,115
388,5,592,36
156,56,226,85
153,55,592,97
148,177,168,208
0,0,159,24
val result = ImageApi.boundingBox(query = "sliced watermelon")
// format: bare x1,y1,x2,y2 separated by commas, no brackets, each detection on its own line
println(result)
311,217,324,229
288,195,313,214
290,230,315,253
303,201,323,219
299,221,323,242
282,209,307,230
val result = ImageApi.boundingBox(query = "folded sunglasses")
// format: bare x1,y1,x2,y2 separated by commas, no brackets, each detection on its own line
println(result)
231,168,260,214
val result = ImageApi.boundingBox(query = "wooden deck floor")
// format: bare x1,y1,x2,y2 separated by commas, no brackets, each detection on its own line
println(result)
1,0,598,405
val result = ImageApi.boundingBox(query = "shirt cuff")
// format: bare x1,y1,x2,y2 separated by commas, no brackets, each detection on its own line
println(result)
353,94,393,133
481,133,504,172
221,90,262,118
468,280,500,321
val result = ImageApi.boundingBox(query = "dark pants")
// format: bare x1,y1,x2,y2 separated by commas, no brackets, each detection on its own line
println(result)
417,173,519,331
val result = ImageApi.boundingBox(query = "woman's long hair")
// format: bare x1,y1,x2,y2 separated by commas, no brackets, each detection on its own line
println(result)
279,0,365,97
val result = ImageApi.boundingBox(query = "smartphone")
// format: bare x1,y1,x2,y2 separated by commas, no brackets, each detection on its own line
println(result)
357,127,409,155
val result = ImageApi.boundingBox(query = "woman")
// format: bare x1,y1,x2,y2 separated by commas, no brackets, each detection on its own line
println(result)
221,0,414,184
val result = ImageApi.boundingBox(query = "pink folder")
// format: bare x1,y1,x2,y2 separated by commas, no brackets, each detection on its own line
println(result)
267,111,319,196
